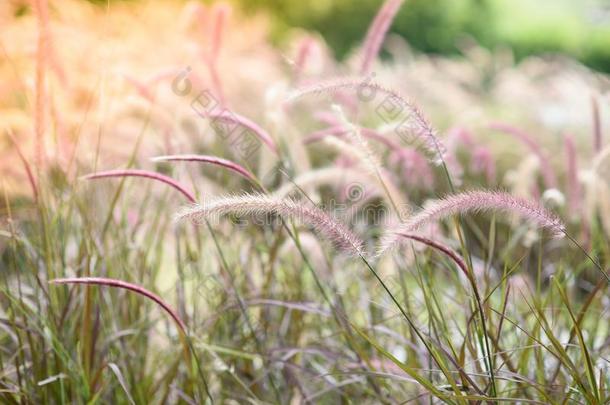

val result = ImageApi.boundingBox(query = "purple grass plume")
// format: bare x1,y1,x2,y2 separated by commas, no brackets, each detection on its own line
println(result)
177,193,365,255
378,190,565,255
287,77,447,165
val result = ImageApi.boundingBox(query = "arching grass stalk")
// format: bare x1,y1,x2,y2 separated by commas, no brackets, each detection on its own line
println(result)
81,170,214,400
82,169,196,204
49,277,214,402
151,155,256,182
49,277,214,404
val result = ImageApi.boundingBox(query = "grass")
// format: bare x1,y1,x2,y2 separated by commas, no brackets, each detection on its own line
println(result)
1,0,609,403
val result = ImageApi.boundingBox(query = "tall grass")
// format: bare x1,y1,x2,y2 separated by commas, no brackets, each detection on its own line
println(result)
0,0,609,403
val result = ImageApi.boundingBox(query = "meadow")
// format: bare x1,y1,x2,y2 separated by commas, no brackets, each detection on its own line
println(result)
0,0,609,403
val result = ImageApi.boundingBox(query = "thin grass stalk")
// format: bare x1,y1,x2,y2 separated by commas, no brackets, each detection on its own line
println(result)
151,154,256,182
0,186,29,397
280,220,389,399
93,108,152,239
201,220,283,403
272,173,402,398
550,277,607,385
48,277,214,402
83,169,196,203
552,278,600,402
355,254,469,400
398,233,497,396
51,281,188,332
7,130,38,202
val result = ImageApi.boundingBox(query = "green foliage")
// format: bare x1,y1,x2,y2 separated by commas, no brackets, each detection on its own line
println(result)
239,0,610,72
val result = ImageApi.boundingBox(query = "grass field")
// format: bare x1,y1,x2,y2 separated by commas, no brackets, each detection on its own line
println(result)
1,0,609,403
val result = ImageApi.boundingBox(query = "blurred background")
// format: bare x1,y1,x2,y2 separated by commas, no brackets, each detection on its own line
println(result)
241,0,610,73
6,0,610,73
1,0,609,197
1,2,610,402
71,0,610,73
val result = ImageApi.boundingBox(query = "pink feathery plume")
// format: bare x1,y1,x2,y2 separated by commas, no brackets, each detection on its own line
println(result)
564,134,581,214
489,122,558,188
288,78,447,164
178,193,365,256
201,3,230,106
210,3,230,61
378,190,565,255
50,277,186,333
33,0,66,86
151,154,255,182
205,110,278,154
82,169,196,203
360,0,405,75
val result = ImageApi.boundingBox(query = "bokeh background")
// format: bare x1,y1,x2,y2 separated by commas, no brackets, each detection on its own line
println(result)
241,0,610,74
1,1,610,403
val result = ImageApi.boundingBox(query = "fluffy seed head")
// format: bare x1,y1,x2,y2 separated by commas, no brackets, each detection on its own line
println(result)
378,190,565,255
287,77,447,165
177,193,364,256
